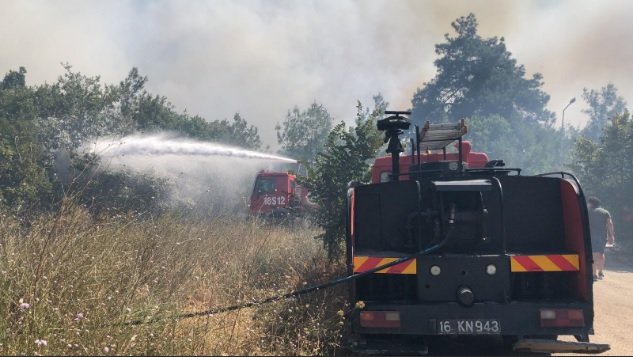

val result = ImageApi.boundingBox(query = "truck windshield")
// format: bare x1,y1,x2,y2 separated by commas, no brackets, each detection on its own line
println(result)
254,177,277,194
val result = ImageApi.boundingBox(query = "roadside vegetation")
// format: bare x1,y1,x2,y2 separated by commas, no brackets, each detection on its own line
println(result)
0,202,348,355
1,12,633,356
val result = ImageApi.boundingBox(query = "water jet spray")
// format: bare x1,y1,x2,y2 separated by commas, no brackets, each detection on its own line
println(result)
83,133,299,215
89,134,297,163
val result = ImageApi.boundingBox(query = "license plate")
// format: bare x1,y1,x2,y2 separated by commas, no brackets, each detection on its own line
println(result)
437,319,501,335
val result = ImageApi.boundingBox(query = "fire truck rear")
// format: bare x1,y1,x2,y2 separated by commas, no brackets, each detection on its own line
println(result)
345,111,610,354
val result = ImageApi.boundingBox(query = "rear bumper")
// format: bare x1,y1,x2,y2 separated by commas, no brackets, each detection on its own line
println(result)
354,301,593,336
514,338,609,354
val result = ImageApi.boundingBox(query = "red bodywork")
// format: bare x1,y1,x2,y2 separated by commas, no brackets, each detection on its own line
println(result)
249,170,313,216
370,141,489,183
345,118,607,354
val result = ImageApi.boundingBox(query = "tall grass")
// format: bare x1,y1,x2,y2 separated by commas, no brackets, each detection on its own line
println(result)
0,202,348,355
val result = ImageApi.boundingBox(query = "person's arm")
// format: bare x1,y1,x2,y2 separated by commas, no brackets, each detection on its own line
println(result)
607,217,615,244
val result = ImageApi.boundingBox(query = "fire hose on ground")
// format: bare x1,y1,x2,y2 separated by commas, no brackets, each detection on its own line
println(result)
121,233,452,326
114,228,611,355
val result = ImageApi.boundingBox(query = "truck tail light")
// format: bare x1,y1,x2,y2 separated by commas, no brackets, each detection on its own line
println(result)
540,309,585,327
360,311,401,328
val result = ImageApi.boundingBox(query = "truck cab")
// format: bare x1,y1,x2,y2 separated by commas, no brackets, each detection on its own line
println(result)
249,170,313,218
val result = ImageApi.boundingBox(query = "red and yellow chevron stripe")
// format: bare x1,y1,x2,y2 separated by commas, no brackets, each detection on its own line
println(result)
353,256,416,274
510,254,580,272
353,254,580,274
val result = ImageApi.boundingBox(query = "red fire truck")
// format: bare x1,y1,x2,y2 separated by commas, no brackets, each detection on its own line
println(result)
346,112,610,354
371,140,489,184
249,170,315,219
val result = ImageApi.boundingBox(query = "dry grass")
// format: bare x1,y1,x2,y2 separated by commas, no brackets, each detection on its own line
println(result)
0,201,348,355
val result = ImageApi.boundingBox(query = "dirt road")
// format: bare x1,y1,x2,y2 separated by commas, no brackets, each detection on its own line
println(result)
558,250,633,356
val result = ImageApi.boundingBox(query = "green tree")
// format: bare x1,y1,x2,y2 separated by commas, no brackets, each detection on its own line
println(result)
0,68,53,215
0,64,265,217
0,119,52,213
218,113,262,150
0,66,27,90
0,67,39,120
410,13,566,173
131,92,261,149
465,115,573,174
35,64,121,152
570,113,633,248
464,114,511,159
302,97,386,258
411,13,554,125
119,67,148,119
580,83,628,142
276,102,333,162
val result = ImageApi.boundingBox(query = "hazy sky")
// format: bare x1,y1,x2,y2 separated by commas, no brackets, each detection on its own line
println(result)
2,0,633,147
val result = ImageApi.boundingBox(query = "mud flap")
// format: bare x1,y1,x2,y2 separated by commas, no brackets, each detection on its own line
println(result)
514,338,610,354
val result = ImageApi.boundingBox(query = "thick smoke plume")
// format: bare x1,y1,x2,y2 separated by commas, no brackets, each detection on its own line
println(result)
3,0,633,141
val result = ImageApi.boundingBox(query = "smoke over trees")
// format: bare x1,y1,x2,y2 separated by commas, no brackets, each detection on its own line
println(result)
1,12,632,248
409,13,567,173
580,83,628,142
411,13,554,125
570,112,633,248
275,102,334,163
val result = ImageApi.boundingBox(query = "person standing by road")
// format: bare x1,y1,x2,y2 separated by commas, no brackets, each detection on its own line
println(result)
587,196,615,281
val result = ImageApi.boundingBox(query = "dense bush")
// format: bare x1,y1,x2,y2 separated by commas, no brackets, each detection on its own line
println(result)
302,99,385,258
0,66,262,219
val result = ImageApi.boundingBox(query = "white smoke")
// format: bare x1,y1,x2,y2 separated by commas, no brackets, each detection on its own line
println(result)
3,0,633,139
